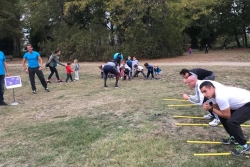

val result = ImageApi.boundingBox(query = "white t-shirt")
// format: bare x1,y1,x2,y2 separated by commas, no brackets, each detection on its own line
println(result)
137,66,143,71
189,80,224,106
210,86,250,110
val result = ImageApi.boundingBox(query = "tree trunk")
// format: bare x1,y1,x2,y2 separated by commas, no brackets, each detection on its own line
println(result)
243,23,248,47
234,28,241,47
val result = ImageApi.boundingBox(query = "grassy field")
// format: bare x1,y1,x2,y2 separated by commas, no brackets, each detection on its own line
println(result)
1,49,250,166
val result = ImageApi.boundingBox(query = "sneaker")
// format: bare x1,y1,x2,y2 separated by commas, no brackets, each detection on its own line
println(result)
46,80,51,83
204,113,214,119
44,88,50,92
33,90,36,94
104,85,108,87
115,85,119,88
57,79,63,83
222,136,239,145
0,101,8,105
231,145,250,156
209,118,220,126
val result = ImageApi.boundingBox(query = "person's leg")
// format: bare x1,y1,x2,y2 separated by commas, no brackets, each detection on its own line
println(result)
75,71,79,80
28,68,36,91
0,75,5,102
53,67,60,80
146,70,150,78
65,74,70,82
115,72,119,86
69,74,73,81
103,67,109,86
133,71,139,78
35,68,48,89
204,73,215,80
227,105,250,145
48,66,55,80
151,70,154,79
141,70,146,78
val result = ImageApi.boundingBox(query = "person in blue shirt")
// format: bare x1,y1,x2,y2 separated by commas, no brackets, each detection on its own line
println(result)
153,64,162,79
144,63,154,79
113,53,123,66
0,51,9,105
22,44,50,94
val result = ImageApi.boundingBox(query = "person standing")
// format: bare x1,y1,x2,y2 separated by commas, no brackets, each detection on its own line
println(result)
200,81,250,156
144,63,154,79
46,50,65,83
22,44,50,94
74,59,80,80
0,51,9,105
205,44,209,54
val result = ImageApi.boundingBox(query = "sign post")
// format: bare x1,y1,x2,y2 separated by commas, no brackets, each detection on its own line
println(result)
4,76,22,105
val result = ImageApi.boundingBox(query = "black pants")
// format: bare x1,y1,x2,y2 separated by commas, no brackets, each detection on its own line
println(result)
0,75,5,102
65,73,73,82
147,69,154,78
219,102,250,145
28,67,47,91
48,66,60,80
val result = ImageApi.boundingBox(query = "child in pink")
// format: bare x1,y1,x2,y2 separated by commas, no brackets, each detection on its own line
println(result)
65,62,74,82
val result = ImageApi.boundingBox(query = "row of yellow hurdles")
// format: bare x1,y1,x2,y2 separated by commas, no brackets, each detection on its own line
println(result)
164,98,250,156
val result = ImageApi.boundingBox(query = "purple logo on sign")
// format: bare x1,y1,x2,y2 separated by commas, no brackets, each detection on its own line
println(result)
5,77,21,86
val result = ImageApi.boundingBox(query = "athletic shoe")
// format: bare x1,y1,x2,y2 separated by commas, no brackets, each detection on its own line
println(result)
104,85,108,87
57,79,63,83
0,101,8,105
33,90,36,94
115,85,119,88
209,118,220,126
44,88,50,92
231,144,250,156
203,113,214,119
222,136,239,145
46,80,51,83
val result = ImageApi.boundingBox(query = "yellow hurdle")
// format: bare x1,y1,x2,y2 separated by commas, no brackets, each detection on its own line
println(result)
187,141,250,144
194,153,231,156
173,115,204,119
168,104,197,107
163,99,188,102
175,123,250,127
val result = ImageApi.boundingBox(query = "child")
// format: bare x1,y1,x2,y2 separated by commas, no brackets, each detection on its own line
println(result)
188,47,192,55
74,59,80,80
65,62,74,82
120,60,131,80
144,63,154,79
153,64,162,79
132,56,139,76
133,64,146,79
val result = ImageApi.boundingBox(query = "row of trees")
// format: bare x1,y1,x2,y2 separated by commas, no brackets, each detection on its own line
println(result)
0,0,250,61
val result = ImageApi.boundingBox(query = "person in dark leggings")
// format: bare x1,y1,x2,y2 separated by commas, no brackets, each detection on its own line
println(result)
46,50,65,83
22,44,50,94
200,81,250,156
103,60,120,88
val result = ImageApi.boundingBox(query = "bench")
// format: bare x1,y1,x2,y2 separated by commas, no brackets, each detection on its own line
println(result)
5,55,13,61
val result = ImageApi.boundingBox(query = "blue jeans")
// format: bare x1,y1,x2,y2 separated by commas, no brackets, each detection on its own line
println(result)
0,75,5,102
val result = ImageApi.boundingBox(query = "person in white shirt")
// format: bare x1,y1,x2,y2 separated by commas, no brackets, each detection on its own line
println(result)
183,75,222,126
132,64,146,79
200,81,250,156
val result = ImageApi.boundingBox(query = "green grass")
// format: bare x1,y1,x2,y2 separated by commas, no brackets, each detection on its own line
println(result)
1,61,250,166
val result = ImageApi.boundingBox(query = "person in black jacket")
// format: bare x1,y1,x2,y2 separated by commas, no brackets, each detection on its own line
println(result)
179,68,215,80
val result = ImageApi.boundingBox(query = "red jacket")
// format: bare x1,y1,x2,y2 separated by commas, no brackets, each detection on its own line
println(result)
66,65,73,74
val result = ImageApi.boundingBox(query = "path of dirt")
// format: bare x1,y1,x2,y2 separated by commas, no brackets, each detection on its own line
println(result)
6,49,250,66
